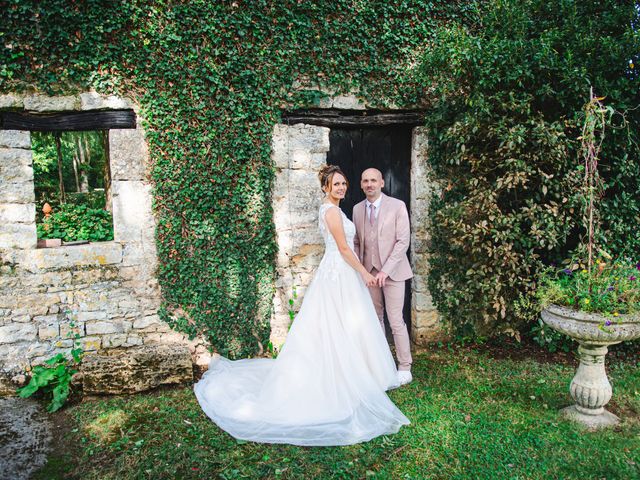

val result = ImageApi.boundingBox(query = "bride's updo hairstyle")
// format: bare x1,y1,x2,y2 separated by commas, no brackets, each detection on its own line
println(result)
318,164,348,194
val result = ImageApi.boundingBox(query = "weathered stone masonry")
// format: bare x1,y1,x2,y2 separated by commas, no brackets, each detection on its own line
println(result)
270,119,446,349
0,93,196,395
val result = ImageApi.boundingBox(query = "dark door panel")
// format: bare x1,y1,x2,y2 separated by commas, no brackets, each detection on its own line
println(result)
326,127,411,220
326,126,412,335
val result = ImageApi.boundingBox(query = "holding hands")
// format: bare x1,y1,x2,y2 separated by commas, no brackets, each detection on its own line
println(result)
361,271,377,287
361,270,388,287
375,271,388,288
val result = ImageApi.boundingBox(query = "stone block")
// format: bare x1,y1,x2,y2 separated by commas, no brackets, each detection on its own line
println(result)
0,323,37,344
27,342,52,359
0,94,24,109
121,243,147,267
0,342,31,370
293,226,322,250
81,344,193,394
288,125,330,154
0,204,35,223
38,322,60,340
413,179,433,201
0,223,37,249
23,95,79,112
0,147,33,165
17,294,60,317
33,314,58,324
85,320,121,335
0,162,33,183
80,93,133,110
13,242,123,271
60,322,85,338
290,150,311,170
109,128,149,180
112,181,155,243
142,331,187,345
102,334,128,348
132,315,161,330
309,152,327,170
414,291,434,311
76,310,108,322
78,336,102,351
331,94,366,110
125,334,143,346
0,131,30,149
0,178,36,202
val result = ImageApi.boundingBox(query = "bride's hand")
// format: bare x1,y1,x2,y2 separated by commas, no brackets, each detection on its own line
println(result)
361,271,376,287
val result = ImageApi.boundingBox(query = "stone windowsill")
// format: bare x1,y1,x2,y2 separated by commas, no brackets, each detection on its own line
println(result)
3,241,124,272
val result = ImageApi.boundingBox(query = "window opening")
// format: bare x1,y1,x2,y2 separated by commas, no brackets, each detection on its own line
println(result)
32,130,113,247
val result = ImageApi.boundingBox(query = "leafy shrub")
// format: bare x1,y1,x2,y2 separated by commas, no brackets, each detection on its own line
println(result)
37,203,113,242
413,0,640,338
529,318,575,353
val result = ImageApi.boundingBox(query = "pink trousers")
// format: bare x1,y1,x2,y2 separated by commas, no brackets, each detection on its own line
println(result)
368,268,412,371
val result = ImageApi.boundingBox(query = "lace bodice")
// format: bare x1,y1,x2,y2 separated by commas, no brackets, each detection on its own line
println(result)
318,203,356,256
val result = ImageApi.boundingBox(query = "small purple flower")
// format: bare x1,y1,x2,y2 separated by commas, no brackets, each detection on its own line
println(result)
562,268,573,276
630,275,637,281
605,320,612,326
607,285,614,291
636,262,640,271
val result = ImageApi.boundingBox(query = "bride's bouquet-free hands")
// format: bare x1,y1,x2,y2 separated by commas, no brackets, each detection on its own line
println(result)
361,270,377,287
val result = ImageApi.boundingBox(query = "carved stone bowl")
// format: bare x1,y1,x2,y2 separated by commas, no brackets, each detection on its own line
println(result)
541,304,640,429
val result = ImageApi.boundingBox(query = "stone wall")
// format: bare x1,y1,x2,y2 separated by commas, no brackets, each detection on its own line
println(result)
270,122,447,349
410,128,447,343
0,93,198,395
270,123,329,346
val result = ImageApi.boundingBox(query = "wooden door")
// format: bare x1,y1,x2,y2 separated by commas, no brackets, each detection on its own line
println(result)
326,126,413,334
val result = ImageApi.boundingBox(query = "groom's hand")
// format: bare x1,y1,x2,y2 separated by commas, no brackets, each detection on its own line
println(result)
376,271,389,287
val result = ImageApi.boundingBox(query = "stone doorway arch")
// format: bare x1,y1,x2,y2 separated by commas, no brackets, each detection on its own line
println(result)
270,107,445,349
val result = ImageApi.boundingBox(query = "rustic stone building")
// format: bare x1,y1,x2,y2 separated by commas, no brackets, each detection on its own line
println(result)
0,91,444,395
0,93,196,394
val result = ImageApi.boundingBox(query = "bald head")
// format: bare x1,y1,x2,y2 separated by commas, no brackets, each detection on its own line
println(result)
360,168,384,202
361,168,383,181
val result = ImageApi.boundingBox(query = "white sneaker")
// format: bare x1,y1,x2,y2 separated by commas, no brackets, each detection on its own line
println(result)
397,370,412,386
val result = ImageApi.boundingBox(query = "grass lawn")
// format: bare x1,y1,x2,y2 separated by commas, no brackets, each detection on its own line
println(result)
36,343,640,479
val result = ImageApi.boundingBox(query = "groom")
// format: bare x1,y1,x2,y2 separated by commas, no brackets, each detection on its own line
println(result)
353,168,413,386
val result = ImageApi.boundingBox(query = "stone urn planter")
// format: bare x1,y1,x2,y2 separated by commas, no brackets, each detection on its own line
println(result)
541,304,640,428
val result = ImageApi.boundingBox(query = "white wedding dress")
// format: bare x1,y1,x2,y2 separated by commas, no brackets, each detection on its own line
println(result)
194,203,410,446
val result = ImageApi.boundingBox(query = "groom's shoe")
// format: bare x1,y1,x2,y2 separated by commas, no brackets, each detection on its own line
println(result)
397,370,412,386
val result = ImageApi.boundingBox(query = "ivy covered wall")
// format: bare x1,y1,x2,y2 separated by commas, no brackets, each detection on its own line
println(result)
1,1,480,357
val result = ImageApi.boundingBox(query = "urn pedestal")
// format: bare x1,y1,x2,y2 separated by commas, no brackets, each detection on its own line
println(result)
541,305,640,429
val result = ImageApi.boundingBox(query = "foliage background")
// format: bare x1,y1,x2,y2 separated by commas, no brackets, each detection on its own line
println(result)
1,1,638,351
1,0,479,357
413,0,640,337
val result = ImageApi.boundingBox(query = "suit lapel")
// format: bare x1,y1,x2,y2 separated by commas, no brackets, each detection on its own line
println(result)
357,201,366,255
377,193,387,237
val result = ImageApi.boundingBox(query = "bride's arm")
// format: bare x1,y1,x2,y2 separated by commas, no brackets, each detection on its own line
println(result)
324,207,376,287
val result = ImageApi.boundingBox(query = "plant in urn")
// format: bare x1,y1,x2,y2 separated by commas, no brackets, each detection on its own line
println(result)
536,90,640,428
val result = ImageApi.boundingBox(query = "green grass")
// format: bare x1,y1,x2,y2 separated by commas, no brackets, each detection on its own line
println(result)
37,347,640,479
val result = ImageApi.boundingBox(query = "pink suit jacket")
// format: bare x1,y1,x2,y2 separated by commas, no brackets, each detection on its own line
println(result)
353,193,413,282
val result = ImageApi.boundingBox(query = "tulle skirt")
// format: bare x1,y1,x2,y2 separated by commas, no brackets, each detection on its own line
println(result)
194,253,410,446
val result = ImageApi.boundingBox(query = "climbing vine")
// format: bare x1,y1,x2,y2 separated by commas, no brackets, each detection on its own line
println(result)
1,0,480,357
4,1,637,349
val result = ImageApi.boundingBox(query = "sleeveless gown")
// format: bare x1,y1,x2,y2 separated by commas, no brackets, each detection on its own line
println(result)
194,203,410,446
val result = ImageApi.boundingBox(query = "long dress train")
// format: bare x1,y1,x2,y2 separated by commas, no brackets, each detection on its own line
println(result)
194,203,410,446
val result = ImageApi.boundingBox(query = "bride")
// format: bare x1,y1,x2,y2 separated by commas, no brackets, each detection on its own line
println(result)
194,164,410,446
